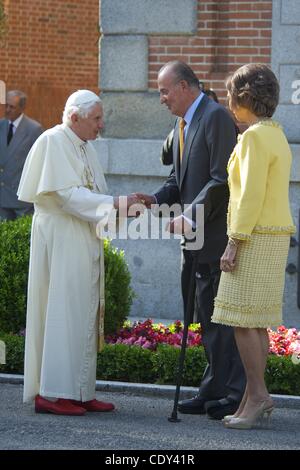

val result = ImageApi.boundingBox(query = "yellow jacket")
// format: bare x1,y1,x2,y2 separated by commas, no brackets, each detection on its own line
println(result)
227,120,295,240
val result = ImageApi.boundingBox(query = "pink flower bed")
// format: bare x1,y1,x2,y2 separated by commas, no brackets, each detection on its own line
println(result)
106,319,201,351
107,319,300,357
268,325,300,356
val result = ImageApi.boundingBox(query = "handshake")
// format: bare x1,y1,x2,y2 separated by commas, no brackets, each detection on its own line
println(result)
113,193,155,212
112,193,194,236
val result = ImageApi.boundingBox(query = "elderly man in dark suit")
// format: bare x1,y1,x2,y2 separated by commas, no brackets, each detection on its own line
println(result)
136,61,246,419
0,90,43,220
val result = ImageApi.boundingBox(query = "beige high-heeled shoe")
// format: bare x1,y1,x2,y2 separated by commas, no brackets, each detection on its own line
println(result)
224,401,274,429
223,402,274,424
222,390,249,423
222,413,238,423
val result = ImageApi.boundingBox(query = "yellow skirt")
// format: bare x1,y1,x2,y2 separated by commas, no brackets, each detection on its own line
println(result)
212,233,290,328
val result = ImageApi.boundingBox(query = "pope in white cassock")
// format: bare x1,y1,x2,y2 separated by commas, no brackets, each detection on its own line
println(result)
18,90,136,416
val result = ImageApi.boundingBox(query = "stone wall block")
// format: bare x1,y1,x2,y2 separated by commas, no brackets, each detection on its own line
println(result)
100,36,148,91
101,0,197,35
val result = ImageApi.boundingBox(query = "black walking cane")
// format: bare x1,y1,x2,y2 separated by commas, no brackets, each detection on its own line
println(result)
168,256,198,422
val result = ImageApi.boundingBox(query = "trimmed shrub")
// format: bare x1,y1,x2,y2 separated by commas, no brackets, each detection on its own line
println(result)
2,333,300,395
0,216,134,335
104,241,134,335
152,344,207,386
97,344,156,383
0,217,30,334
0,332,25,373
266,354,300,395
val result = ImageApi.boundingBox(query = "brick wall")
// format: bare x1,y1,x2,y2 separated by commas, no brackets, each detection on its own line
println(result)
148,0,272,104
0,0,273,126
0,0,100,128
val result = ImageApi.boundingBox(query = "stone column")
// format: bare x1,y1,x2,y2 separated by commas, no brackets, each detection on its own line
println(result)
98,0,197,321
100,0,197,139
272,0,300,326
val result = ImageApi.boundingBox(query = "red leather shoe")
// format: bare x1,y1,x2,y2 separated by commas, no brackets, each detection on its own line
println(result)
71,398,115,412
35,395,86,416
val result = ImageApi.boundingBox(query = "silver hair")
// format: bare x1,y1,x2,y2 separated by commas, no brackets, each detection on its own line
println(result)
7,90,27,109
62,99,102,126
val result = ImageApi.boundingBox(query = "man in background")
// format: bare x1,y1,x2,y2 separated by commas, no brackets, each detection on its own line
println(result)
0,90,43,220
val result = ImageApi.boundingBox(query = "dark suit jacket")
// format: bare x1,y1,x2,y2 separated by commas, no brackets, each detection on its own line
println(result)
0,115,43,210
161,129,174,165
155,94,237,263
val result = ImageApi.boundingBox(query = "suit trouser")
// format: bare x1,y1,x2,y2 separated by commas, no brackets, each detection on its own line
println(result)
0,206,33,221
181,249,246,402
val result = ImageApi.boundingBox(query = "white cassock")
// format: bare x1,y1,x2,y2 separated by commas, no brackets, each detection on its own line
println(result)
18,124,114,403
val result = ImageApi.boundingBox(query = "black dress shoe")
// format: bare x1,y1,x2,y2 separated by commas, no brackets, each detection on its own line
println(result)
177,396,207,414
205,397,240,420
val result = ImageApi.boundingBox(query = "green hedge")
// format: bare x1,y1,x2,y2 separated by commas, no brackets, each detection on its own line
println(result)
1,333,300,395
0,332,25,373
0,216,134,335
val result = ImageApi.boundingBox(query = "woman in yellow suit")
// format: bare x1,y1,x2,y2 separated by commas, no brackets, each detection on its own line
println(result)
212,63,295,429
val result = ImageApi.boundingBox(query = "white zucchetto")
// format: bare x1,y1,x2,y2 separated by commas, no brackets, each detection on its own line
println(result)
65,90,100,107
